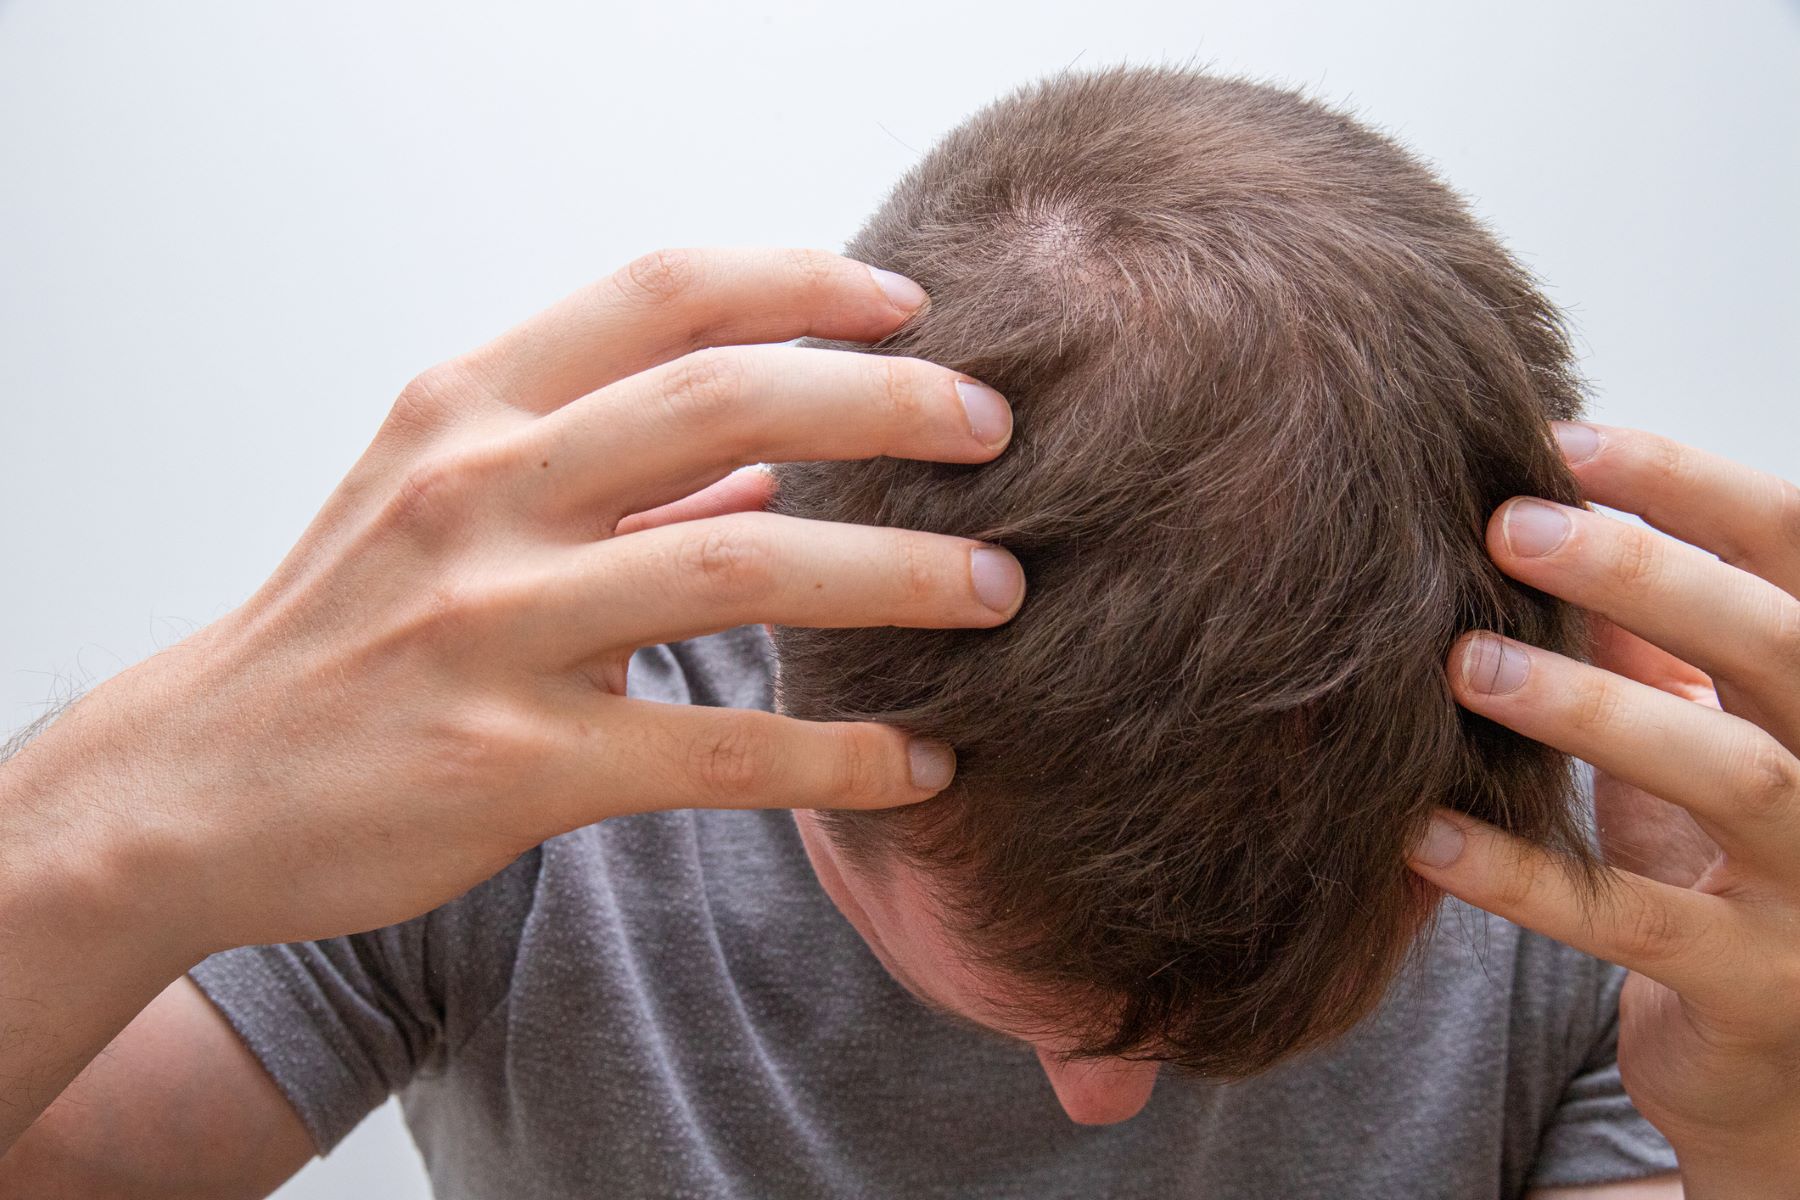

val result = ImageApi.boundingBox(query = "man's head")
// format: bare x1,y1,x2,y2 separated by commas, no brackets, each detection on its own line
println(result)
769,65,1601,1113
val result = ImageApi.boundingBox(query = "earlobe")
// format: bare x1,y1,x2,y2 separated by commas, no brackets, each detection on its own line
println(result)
1035,1048,1160,1126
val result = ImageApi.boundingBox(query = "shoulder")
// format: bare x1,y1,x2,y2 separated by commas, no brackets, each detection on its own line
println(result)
1270,897,1623,1129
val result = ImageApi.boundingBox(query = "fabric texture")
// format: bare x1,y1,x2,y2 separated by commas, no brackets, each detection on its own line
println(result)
190,623,1678,1198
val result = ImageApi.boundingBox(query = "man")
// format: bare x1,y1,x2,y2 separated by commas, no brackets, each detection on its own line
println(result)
5,66,1800,1198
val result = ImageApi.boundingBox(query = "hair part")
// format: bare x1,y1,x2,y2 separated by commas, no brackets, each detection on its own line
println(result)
770,65,1604,1077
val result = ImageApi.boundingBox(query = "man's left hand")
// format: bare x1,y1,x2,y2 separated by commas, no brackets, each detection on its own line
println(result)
1404,423,1800,1197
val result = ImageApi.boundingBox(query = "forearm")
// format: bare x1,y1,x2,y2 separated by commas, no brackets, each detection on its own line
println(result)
0,731,198,1154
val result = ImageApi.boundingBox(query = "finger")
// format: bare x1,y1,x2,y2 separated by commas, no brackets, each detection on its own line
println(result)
452,247,929,414
1588,617,1717,705
1405,807,1729,1000
522,511,1026,664
1448,632,1800,872
1485,496,1800,742
521,344,1012,530
613,465,777,536
535,698,956,827
1553,421,1800,598
1583,625,1723,887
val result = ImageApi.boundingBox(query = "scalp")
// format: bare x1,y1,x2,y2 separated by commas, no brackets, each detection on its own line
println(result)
769,65,1598,1075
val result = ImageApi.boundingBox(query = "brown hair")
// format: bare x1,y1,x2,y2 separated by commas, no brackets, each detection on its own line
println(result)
769,65,1601,1076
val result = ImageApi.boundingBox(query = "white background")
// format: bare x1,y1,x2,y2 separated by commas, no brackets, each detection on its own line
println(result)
2,2,1795,1196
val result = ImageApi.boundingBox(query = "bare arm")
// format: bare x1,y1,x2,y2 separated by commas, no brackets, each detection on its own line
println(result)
0,977,314,1198
0,737,197,1156
1528,1176,1683,1199
0,247,1010,1169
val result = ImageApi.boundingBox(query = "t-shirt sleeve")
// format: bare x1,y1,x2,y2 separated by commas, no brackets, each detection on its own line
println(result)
187,846,543,1154
1525,960,1679,1189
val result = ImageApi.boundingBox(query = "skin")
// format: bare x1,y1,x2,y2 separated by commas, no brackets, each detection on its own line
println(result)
784,419,1800,1200
0,248,1781,1196
789,423,1800,1198
792,808,1162,1125
1404,422,1800,1198
0,247,1021,1189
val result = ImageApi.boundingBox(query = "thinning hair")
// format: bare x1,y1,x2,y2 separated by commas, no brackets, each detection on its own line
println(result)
769,65,1601,1076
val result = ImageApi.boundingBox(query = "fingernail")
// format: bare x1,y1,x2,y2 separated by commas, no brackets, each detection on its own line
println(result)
956,379,1013,449
1551,421,1600,464
1502,498,1571,558
868,266,927,314
908,738,956,791
971,546,1025,615
1411,814,1465,869
1461,633,1530,694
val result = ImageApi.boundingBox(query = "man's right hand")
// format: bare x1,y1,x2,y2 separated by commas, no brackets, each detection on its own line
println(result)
0,247,1021,1155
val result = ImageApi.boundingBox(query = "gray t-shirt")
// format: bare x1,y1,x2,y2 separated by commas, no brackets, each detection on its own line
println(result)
190,624,1677,1199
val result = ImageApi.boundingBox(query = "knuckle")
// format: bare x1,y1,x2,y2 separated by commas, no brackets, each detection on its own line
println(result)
831,725,894,807
410,578,506,646
619,247,698,306
390,361,484,433
390,457,469,535
659,348,745,427
689,722,776,799
1736,738,1800,821
877,356,931,428
892,532,942,606
1605,527,1664,590
387,446,512,535
1568,676,1626,739
1645,433,1692,491
1614,895,1689,967
785,247,844,295
678,518,776,600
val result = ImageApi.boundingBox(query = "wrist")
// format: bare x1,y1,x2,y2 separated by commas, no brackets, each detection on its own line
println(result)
0,717,208,978
0,735,201,1150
